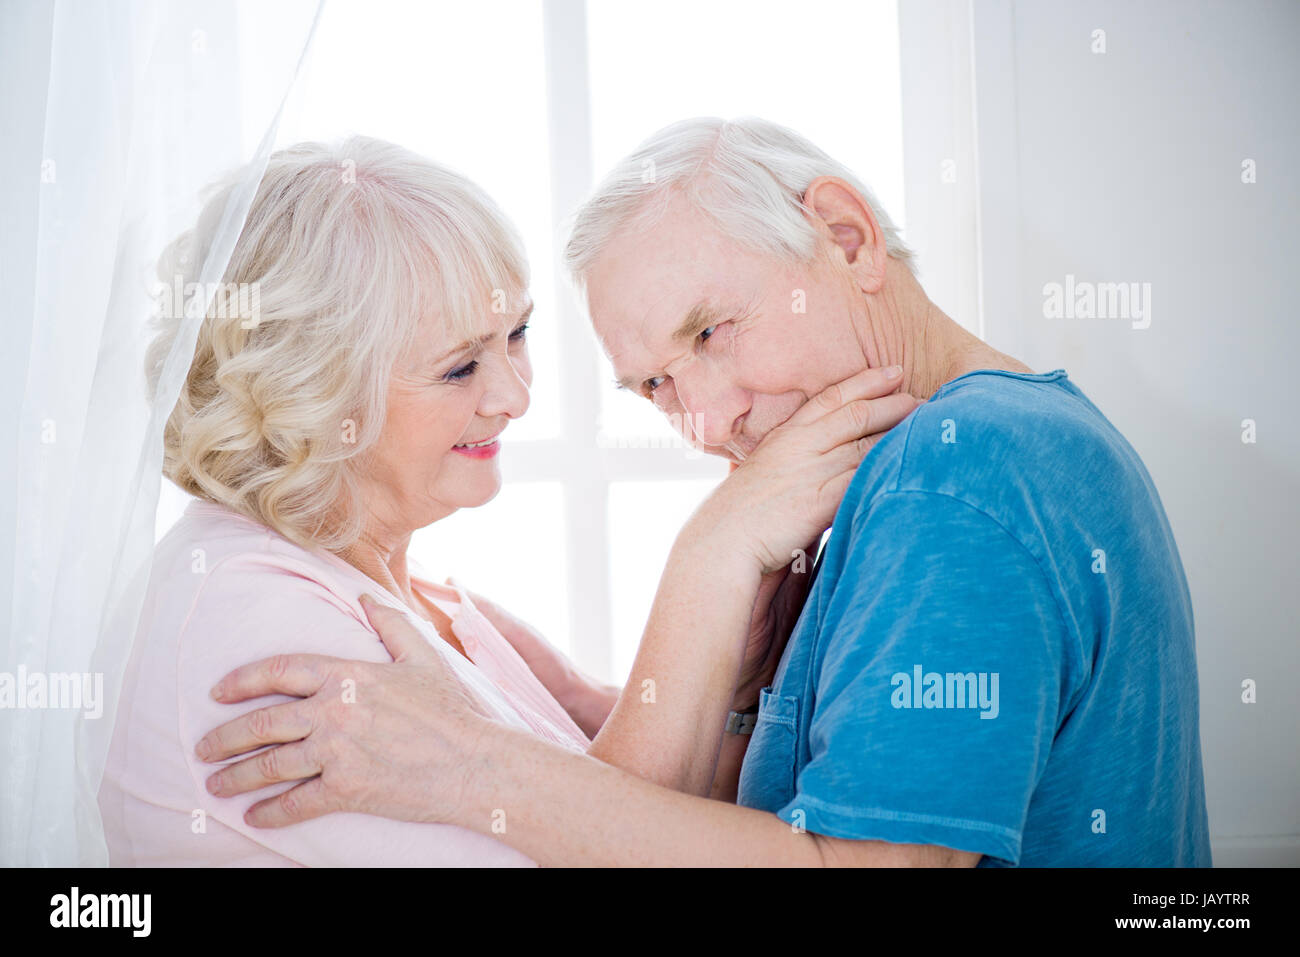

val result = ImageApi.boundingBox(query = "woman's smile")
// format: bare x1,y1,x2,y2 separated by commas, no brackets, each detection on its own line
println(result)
451,432,503,459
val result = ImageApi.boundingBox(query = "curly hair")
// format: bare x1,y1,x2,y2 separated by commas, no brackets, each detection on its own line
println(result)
146,136,528,552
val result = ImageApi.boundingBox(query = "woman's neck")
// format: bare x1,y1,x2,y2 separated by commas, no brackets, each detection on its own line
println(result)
338,528,417,607
335,529,470,658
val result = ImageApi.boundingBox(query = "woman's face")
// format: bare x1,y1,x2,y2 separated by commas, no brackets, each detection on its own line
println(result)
361,293,533,538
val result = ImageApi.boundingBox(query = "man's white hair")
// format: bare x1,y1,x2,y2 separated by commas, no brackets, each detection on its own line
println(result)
564,116,915,287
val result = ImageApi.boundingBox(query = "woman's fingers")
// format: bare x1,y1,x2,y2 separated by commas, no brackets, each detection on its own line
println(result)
816,469,859,519
783,364,906,429
813,399,921,494
813,391,923,453
204,740,321,797
196,698,316,763
359,593,439,665
447,578,529,646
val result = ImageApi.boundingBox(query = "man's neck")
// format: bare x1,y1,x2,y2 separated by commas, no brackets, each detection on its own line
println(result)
854,273,1031,401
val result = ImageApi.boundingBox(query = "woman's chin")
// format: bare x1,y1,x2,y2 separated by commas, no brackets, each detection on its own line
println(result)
456,472,503,508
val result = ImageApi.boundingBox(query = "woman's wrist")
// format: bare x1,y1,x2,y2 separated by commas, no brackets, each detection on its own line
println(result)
677,498,767,584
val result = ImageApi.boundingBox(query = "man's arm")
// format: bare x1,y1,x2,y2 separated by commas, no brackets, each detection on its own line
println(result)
197,588,978,865
205,660,976,866
440,720,983,867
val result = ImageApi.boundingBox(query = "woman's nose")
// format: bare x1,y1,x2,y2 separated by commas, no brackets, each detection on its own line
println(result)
482,354,531,420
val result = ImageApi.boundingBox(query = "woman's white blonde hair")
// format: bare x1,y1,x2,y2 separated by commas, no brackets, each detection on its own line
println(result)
147,136,528,552
563,115,915,287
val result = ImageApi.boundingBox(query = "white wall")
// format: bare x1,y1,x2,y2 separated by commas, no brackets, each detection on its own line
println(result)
904,0,1298,866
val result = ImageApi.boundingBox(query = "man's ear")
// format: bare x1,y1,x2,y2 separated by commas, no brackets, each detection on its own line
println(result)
802,176,888,294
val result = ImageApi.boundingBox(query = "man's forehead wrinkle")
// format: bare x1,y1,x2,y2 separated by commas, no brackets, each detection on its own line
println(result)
602,285,690,386
630,282,689,348
592,221,730,388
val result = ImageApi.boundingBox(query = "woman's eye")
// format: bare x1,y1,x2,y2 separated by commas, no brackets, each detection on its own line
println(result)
509,322,529,342
443,360,478,382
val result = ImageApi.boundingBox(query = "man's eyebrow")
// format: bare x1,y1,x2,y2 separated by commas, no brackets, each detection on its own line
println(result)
671,301,724,343
611,301,728,393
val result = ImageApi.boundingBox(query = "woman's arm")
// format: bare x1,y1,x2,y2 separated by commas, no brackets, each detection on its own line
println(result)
586,528,762,795
584,367,917,796
458,528,813,761
452,580,620,739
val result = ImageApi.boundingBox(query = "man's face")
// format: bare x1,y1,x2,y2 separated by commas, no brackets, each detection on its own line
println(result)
586,194,870,462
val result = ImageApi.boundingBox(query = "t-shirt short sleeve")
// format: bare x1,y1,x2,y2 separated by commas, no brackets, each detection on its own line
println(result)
777,490,1073,865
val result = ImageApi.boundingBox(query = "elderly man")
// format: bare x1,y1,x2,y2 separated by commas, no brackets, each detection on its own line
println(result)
197,117,1211,867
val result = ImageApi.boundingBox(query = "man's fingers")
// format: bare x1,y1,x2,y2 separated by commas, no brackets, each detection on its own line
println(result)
785,364,905,428
196,699,314,762
205,740,321,796
360,592,439,665
210,653,336,704
243,776,337,829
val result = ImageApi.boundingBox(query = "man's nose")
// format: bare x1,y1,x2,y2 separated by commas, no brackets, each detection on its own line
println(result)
673,370,749,447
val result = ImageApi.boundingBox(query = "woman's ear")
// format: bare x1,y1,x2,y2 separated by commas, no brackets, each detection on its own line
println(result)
802,176,888,294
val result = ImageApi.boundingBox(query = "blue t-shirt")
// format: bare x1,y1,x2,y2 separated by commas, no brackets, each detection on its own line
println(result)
736,369,1211,867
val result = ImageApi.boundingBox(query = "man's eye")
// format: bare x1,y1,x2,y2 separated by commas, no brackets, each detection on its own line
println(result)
644,376,666,395
699,325,717,343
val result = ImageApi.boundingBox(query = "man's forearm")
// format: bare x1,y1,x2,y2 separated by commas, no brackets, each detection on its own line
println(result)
464,721,825,866
587,529,762,796
457,721,979,867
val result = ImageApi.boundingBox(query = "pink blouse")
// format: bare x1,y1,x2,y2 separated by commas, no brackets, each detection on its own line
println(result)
98,498,590,867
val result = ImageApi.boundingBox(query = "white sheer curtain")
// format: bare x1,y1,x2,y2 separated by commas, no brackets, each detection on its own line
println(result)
0,0,321,866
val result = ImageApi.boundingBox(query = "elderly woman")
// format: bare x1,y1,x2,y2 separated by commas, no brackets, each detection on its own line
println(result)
99,136,912,866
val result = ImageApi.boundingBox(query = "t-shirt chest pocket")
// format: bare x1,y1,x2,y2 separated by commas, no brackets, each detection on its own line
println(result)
736,685,802,813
